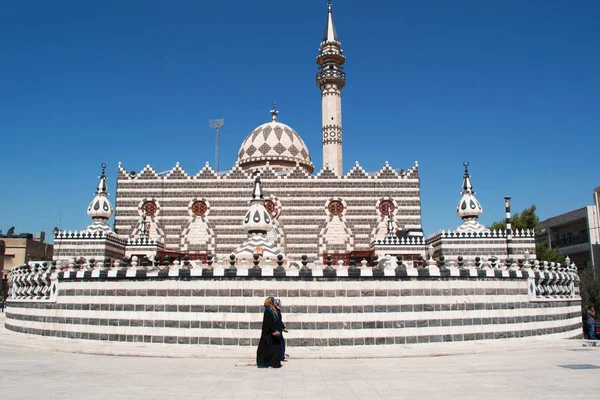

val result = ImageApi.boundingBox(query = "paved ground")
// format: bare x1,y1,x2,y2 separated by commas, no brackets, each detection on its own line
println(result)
1,340,599,399
1,316,599,399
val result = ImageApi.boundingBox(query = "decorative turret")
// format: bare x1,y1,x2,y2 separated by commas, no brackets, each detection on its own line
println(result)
455,162,489,234
85,163,114,233
317,0,346,176
242,176,272,234
235,176,283,261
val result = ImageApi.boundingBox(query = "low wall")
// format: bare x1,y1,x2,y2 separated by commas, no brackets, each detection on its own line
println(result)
4,262,582,346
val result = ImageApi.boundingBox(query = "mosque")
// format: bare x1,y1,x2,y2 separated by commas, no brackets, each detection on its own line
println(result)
7,2,580,348
53,1,535,267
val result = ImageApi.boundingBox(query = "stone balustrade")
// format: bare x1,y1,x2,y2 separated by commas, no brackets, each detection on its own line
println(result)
4,255,582,346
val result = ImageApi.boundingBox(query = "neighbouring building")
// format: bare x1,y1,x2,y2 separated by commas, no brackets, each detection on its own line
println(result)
0,232,54,272
538,194,600,273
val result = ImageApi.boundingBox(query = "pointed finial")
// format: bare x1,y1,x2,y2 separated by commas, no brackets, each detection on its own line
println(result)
252,175,264,201
270,102,279,121
462,161,473,194
96,163,108,194
323,0,338,42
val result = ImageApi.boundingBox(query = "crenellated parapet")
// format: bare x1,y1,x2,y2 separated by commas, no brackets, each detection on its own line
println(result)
118,161,419,182
428,228,535,240
55,230,128,244
374,236,425,246
126,237,160,246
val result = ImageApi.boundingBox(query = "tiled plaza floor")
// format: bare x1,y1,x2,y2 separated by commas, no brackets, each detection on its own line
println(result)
0,321,598,399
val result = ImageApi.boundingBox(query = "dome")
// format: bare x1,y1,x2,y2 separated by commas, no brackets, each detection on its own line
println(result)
243,203,273,233
456,193,482,220
87,195,114,220
236,109,313,173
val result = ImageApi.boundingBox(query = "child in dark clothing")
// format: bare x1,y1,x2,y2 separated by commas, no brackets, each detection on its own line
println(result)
275,298,288,361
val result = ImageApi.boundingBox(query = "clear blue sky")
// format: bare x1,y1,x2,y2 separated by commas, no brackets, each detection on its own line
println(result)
1,0,598,240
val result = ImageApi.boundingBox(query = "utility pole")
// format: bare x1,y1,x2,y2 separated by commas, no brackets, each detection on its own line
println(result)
209,118,225,172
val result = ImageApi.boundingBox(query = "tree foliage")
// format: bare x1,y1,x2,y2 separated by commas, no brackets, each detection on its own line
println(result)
489,205,540,232
535,241,565,264
580,268,600,310
488,205,564,263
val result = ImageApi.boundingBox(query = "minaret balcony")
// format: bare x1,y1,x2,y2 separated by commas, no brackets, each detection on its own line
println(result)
317,70,346,88
316,52,345,65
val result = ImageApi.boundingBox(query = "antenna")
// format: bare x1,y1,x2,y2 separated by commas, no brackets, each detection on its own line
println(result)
209,118,225,172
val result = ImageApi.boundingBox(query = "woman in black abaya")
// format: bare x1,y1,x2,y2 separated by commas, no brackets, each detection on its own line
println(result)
256,296,282,368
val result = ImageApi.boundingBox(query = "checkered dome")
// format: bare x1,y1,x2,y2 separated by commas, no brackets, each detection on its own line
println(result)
237,121,313,172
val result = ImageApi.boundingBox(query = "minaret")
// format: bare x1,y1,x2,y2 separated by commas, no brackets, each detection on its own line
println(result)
317,0,346,176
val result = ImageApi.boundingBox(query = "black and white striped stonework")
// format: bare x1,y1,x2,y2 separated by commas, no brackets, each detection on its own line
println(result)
428,230,535,262
5,262,582,346
113,161,421,261
505,197,513,256
53,232,127,262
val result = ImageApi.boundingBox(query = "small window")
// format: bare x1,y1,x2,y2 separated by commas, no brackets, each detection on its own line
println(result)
379,200,395,216
191,201,208,216
328,201,344,216
142,201,157,217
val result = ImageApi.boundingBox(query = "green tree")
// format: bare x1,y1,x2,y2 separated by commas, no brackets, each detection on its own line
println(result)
535,241,565,264
488,205,564,263
579,268,600,310
489,205,540,232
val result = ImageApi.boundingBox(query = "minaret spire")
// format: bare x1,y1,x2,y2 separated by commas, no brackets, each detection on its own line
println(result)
317,0,346,176
323,1,338,42
462,162,474,194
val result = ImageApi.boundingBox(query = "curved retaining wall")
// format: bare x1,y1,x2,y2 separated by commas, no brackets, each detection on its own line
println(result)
5,267,582,346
